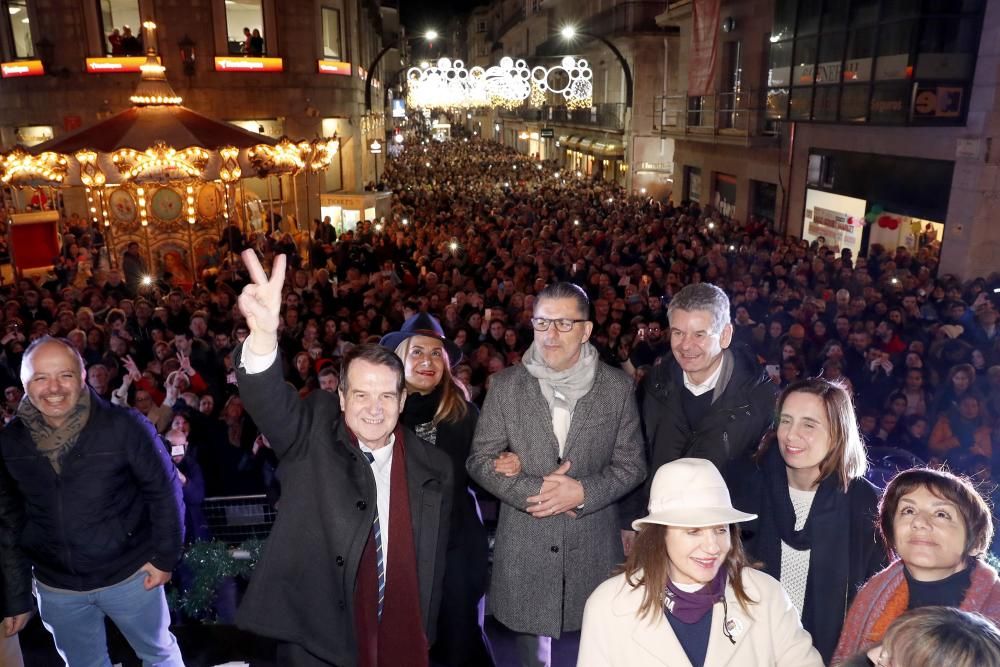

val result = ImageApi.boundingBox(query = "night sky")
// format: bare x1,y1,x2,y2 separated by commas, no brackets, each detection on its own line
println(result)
399,0,486,38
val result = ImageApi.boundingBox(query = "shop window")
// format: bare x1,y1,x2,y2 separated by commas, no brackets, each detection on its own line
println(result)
874,21,915,80
789,86,812,120
766,87,789,119
796,1,820,36
772,0,796,42
815,32,844,83
843,26,875,81
97,0,142,56
792,37,817,85
849,0,878,27
869,82,910,124
821,2,848,30
225,0,264,56
321,6,342,59
5,0,33,58
839,84,869,122
768,40,792,87
812,85,839,121
915,16,977,79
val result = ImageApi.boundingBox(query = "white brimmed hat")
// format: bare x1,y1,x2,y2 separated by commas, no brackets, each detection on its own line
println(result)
632,458,757,530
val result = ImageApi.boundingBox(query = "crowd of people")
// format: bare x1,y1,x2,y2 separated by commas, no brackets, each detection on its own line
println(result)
0,131,997,666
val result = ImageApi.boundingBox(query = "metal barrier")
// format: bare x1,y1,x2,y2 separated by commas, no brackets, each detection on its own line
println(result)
203,494,276,545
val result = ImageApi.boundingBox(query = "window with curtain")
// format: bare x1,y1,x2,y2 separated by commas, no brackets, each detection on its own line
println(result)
6,0,34,58
321,7,342,59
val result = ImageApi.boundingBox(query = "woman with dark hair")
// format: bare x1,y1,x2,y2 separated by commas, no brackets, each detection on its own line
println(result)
579,459,823,666
832,467,1000,665
897,414,931,462
931,363,978,418
729,377,885,664
381,313,495,667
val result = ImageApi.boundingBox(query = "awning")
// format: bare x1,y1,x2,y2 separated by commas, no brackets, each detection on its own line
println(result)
564,136,583,149
591,140,624,158
577,138,594,151
557,134,570,144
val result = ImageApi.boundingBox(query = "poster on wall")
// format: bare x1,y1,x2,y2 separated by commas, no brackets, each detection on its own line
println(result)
686,166,702,203
802,188,866,258
714,173,737,218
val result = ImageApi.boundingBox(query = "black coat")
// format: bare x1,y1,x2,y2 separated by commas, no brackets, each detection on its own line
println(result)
234,346,453,666
729,456,886,664
623,345,777,526
0,391,184,592
401,390,493,666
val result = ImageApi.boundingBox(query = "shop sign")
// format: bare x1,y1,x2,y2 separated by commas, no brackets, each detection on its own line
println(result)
0,60,44,78
86,56,157,73
214,57,284,72
369,140,382,154
540,128,554,138
317,59,351,75
913,85,963,119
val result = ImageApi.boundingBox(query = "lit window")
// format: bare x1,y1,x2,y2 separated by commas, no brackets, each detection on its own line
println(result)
225,0,264,56
6,0,33,58
97,0,142,56
321,7,342,59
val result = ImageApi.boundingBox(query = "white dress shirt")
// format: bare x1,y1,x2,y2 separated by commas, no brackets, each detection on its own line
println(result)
682,356,725,397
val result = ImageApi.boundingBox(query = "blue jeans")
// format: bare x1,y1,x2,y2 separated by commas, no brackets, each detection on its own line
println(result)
34,569,183,667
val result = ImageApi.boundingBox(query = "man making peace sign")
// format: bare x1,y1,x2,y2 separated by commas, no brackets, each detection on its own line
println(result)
233,250,453,667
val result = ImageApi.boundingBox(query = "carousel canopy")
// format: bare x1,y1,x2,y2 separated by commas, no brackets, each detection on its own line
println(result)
1,52,336,188
30,105,277,155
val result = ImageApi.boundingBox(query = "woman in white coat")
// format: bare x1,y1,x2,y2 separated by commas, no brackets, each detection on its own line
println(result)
578,459,823,667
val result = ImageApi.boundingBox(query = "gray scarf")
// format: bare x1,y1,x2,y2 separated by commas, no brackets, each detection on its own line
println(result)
711,349,736,404
17,388,92,474
522,341,599,415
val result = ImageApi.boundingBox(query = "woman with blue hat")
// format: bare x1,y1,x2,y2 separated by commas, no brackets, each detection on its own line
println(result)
380,313,495,666
578,458,823,667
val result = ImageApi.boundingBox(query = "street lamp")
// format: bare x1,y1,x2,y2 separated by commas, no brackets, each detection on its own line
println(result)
365,30,438,113
560,25,633,109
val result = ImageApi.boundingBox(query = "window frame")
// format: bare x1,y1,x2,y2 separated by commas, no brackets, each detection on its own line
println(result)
320,5,344,60
94,0,143,56
211,0,276,58
2,0,37,60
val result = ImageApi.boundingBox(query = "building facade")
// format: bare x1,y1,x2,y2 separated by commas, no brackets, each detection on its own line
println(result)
656,0,1000,279
0,0,391,226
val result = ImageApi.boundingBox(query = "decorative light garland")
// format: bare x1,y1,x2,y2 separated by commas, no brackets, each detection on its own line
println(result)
406,56,592,111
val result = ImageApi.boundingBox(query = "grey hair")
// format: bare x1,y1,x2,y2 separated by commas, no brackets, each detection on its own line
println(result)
667,283,731,334
20,336,86,386
535,282,590,319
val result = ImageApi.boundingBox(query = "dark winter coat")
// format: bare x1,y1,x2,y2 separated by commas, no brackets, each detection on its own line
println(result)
0,392,184,592
729,451,886,664
234,345,453,666
623,345,777,527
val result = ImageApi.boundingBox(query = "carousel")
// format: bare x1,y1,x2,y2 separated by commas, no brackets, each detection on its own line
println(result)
0,44,338,287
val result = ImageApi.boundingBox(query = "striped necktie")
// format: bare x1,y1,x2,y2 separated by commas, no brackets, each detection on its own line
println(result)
363,451,385,620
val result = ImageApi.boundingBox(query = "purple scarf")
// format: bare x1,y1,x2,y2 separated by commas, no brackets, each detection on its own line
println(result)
663,567,728,624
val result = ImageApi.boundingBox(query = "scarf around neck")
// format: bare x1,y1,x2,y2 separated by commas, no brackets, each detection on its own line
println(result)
522,340,599,415
344,424,428,667
663,567,728,624
17,387,92,474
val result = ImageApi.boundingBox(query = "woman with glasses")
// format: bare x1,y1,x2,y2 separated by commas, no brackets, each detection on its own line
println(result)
729,378,886,665
832,467,1000,665
579,459,824,667
381,313,495,667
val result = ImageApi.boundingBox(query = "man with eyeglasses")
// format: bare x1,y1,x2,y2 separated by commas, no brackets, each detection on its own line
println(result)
467,282,645,667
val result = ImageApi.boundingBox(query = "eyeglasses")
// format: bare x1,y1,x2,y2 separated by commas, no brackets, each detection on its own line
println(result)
531,317,588,332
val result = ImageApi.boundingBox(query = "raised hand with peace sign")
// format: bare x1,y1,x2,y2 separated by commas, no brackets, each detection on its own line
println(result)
237,249,286,355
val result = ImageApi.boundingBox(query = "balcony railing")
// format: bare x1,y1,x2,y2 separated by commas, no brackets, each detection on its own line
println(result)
654,89,778,137
499,102,626,130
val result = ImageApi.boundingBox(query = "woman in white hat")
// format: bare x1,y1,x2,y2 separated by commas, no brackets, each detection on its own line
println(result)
578,459,823,667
